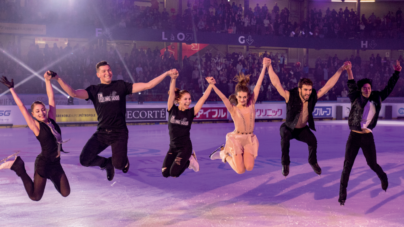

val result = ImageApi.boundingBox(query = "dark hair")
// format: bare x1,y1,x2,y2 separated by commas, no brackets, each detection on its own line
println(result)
31,101,45,112
357,78,372,89
96,61,110,72
168,88,191,104
298,78,313,88
229,73,253,106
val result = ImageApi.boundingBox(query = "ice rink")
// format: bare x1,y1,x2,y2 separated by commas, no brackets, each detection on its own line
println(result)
0,121,403,227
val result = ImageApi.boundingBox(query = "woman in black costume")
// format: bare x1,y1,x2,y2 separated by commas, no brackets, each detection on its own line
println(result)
0,71,70,201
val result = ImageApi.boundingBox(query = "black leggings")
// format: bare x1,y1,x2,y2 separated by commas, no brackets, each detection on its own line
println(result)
339,132,387,195
162,143,192,178
280,123,318,165
12,157,70,201
80,129,129,170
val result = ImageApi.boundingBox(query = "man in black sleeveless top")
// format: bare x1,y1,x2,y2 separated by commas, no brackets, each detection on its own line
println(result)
267,59,348,177
54,61,177,181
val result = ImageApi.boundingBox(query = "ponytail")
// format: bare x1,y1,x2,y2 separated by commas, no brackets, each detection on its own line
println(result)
228,73,253,106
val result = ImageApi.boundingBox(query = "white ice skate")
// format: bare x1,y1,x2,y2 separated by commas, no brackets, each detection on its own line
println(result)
0,151,20,170
188,150,200,172
209,144,224,160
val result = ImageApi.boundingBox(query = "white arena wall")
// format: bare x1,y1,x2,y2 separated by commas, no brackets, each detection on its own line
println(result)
1,102,404,127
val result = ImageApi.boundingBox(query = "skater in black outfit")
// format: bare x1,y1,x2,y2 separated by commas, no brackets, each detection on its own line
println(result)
55,61,177,181
338,61,402,205
267,59,349,177
0,71,70,201
162,73,215,178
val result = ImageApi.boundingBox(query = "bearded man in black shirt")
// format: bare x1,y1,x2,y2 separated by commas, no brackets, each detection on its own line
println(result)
54,61,178,181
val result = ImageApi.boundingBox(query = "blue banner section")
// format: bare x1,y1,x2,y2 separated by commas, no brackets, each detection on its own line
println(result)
398,108,404,115
43,25,404,50
312,106,333,118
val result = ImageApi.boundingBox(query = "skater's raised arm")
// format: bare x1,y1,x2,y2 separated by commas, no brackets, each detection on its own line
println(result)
317,62,348,99
0,76,39,136
194,77,215,115
212,84,234,112
132,69,176,93
345,61,360,102
253,58,270,103
167,72,179,111
44,71,56,121
380,60,402,101
346,61,354,80
267,59,290,102
55,75,89,100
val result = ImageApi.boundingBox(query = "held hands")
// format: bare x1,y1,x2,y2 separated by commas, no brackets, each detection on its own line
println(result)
263,57,271,68
44,70,59,81
394,60,402,72
342,61,352,71
205,77,216,85
167,69,179,79
0,76,14,89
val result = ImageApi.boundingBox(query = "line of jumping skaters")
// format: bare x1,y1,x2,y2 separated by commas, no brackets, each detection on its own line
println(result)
0,58,401,206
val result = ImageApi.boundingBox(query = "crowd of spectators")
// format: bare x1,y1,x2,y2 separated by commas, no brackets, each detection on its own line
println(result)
308,7,404,39
0,41,180,101
311,53,404,100
1,40,404,102
1,0,404,39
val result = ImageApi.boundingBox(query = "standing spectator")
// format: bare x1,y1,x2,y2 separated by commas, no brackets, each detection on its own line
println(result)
341,87,348,97
370,53,375,64
355,54,362,67
273,2,279,15
192,68,199,85
397,8,402,18
236,61,243,73
279,54,285,69
263,15,270,33
376,54,382,67
323,66,329,80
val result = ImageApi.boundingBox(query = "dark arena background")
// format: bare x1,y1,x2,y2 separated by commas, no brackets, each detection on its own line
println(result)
1,0,404,226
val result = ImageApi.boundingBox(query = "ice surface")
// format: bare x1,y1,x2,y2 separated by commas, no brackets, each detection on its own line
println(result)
0,121,403,227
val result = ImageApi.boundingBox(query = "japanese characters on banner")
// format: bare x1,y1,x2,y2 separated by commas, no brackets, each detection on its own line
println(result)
312,106,333,119
194,107,228,120
255,104,285,119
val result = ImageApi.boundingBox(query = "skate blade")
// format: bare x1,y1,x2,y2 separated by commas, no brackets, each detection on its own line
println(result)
213,144,225,153
0,151,20,163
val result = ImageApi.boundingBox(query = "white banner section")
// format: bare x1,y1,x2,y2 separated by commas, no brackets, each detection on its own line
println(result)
0,103,402,127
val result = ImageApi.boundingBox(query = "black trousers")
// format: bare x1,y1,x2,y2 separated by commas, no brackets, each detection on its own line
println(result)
162,142,192,178
12,157,70,201
280,123,318,165
80,128,129,170
339,131,387,193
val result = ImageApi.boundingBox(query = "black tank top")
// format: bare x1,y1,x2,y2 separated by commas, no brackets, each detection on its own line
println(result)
36,118,62,161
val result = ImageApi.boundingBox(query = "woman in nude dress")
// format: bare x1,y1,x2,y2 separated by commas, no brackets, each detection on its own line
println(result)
209,58,270,174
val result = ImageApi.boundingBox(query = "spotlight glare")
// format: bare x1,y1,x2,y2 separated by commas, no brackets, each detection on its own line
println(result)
92,5,135,83
0,47,69,98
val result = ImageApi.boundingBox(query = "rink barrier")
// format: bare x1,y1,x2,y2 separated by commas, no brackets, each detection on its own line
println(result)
1,103,404,127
